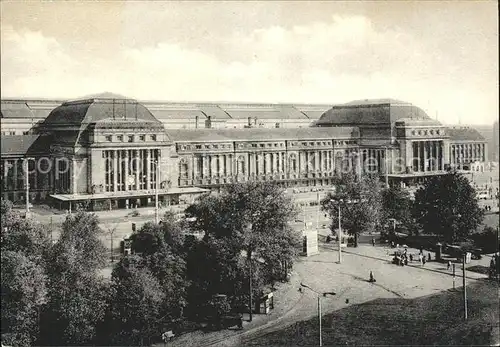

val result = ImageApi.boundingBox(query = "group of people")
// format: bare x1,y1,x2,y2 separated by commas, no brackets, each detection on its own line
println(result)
393,247,431,267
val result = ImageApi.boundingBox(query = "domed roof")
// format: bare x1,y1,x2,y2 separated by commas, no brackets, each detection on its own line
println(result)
315,99,433,127
39,94,168,147
42,94,163,127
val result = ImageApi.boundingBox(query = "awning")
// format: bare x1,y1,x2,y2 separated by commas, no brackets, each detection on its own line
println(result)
49,187,210,202
387,171,449,178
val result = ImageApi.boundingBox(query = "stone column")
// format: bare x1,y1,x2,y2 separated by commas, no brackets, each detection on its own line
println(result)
135,150,140,190
124,151,129,191
113,150,118,191
259,153,265,176
423,142,428,172
201,155,207,178
146,150,151,189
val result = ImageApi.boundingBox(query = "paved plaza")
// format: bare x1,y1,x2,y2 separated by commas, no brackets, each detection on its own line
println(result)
157,240,490,347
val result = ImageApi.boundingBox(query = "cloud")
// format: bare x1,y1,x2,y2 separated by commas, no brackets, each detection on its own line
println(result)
1,15,497,125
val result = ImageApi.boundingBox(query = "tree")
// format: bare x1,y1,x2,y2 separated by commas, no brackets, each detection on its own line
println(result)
381,185,415,236
1,199,51,346
128,218,189,327
185,181,300,316
321,173,383,247
40,211,108,346
1,199,51,263
1,251,48,347
413,171,484,243
108,255,165,346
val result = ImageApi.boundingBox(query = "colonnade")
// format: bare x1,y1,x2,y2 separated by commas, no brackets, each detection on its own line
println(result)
103,149,159,193
450,143,486,166
412,140,444,172
191,150,337,179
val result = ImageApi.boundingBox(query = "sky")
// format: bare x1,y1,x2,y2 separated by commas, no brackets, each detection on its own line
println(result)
1,1,498,125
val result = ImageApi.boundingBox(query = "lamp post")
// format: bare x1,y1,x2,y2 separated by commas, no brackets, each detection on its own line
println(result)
151,159,160,224
300,282,336,347
330,199,343,263
383,146,389,188
23,158,34,217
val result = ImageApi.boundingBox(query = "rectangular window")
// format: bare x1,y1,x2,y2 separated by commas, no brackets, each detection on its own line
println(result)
105,135,112,142
128,135,134,143
117,135,124,142
139,135,145,141
150,134,157,141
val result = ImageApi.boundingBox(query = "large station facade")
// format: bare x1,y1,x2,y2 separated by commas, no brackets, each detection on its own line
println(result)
1,94,487,210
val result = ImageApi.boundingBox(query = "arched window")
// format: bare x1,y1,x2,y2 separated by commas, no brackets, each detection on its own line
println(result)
179,159,188,178
289,154,297,173
237,156,245,175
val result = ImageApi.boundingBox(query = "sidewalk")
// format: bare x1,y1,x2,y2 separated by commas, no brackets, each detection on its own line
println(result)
29,204,188,225
156,265,304,347
321,243,490,281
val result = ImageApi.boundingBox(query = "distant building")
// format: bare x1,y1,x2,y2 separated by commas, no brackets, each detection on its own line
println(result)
493,120,499,162
0,94,488,210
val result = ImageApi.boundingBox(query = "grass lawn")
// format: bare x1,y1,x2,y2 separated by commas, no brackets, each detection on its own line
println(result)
246,281,499,346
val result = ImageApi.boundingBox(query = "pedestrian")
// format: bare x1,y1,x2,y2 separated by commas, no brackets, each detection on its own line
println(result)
409,254,413,262
447,260,451,270
419,254,423,266
391,241,395,248
422,256,426,266
369,271,376,283
404,257,408,266
372,238,375,246
428,253,431,262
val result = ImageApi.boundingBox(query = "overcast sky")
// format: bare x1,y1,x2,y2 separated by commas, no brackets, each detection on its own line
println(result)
1,1,498,125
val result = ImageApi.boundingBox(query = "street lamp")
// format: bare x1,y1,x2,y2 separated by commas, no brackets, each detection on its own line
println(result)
330,199,344,263
300,282,336,347
105,216,128,263
151,159,161,224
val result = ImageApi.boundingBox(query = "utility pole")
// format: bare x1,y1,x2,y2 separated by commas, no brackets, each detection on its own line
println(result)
316,192,320,230
338,203,342,263
318,296,322,347
452,263,456,289
249,252,253,322
300,283,336,347
463,254,468,320
155,160,160,224
24,159,30,216
384,146,389,188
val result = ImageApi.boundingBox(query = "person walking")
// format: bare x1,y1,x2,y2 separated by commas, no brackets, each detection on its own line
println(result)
409,254,413,262
372,238,375,247
427,253,431,262
447,260,451,270
369,271,376,283
422,256,426,266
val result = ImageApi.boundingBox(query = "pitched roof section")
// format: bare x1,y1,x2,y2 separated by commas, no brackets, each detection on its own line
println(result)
447,127,485,141
316,100,432,126
168,127,359,142
0,135,52,156
1,101,35,118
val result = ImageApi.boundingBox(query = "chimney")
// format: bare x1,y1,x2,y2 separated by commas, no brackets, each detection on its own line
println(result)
195,115,199,129
205,115,212,129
